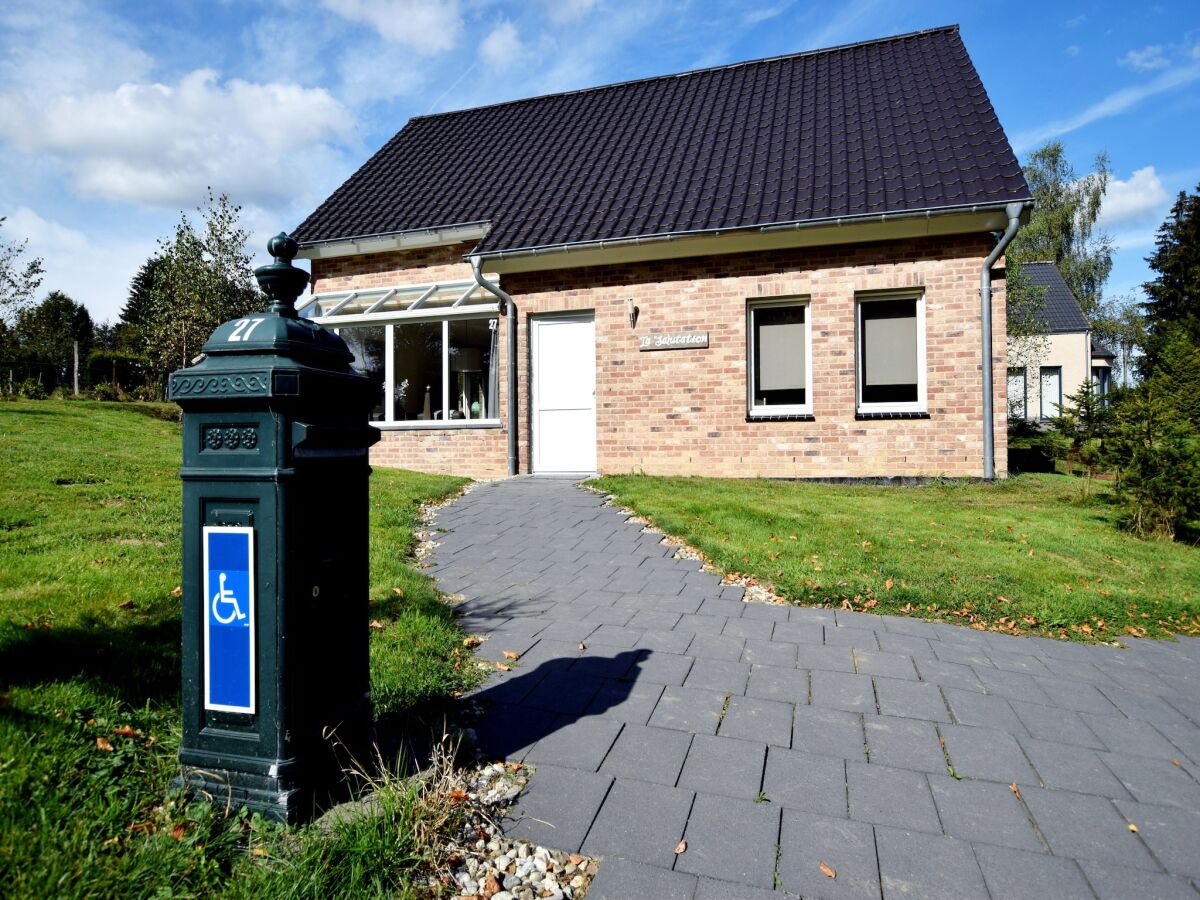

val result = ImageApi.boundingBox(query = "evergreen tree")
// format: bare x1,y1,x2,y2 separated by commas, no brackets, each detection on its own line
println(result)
1141,184,1200,377
14,291,94,387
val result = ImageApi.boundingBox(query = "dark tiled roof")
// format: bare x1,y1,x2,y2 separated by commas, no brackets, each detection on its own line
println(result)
294,25,1030,255
1091,338,1116,360
1023,262,1090,333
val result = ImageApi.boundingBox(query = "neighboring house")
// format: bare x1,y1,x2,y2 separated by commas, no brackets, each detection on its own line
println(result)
1007,262,1114,422
293,25,1031,480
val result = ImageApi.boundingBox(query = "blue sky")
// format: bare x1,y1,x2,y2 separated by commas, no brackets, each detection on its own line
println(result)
1,0,1198,324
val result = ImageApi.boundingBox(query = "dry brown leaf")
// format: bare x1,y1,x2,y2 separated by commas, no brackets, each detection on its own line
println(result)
369,620,385,630
250,846,269,857
1172,759,1182,767
884,578,894,591
482,873,502,898
462,635,482,649
1009,783,1022,802
578,642,587,651
502,650,520,660
117,599,136,610
170,823,186,841
448,789,469,805
496,663,512,672
1128,823,1139,833
674,839,687,855
102,836,120,848
96,736,114,752
819,861,837,880
392,587,405,596
569,855,586,866
171,586,183,598
112,725,141,738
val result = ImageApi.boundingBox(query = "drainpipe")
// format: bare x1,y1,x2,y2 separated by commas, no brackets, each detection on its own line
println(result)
470,256,519,476
980,201,1028,480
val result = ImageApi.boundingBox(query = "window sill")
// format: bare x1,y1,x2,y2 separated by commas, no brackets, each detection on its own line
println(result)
854,411,930,420
747,413,815,422
372,420,502,431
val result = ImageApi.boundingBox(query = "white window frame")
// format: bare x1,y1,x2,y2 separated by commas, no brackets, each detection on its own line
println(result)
1039,366,1062,421
747,297,813,417
336,314,501,429
855,291,927,414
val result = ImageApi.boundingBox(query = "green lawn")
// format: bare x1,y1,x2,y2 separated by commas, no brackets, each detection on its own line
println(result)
0,399,476,897
594,474,1200,641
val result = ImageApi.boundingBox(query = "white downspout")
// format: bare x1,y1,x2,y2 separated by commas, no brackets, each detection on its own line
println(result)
980,201,1028,480
470,257,519,476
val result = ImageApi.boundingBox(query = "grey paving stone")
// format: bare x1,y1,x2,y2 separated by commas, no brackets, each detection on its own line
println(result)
1031,675,1122,715
933,641,996,669
762,747,847,817
796,643,857,673
835,609,884,630
944,687,1029,734
471,703,562,762
939,724,1039,783
718,694,794,747
722,617,776,641
1011,699,1104,749
875,826,989,900
741,638,798,667
927,775,1043,852
854,648,919,680
1019,737,1131,798
793,705,866,760
875,632,935,657
1156,720,1200,767
697,598,748,618
571,645,641,680
630,649,695,686
770,620,825,645
740,603,791,621
1083,711,1188,760
972,666,1053,705
648,685,727,735
675,793,780,889
746,664,809,703
824,625,880,648
1101,750,1200,809
811,670,877,714
586,678,665,724
628,609,683,631
882,615,941,638
677,734,767,801
1099,684,1190,725
634,628,696,655
586,856,698,900
912,656,986,693
863,715,946,773
694,876,795,899
1079,858,1200,900
674,612,727,635
531,619,601,644
687,633,747,662
1022,787,1158,870
524,716,624,773
580,605,636,626
683,658,751,694
582,779,695,867
988,649,1052,677
778,810,881,900
790,606,836,625
522,670,606,715
599,723,692,786
972,843,1095,900
587,623,645,648
874,677,950,722
503,763,612,852
847,761,941,833
474,630,543,662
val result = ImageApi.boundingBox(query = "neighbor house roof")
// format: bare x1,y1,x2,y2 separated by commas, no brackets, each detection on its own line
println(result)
1091,337,1116,360
293,25,1030,256
1023,262,1090,333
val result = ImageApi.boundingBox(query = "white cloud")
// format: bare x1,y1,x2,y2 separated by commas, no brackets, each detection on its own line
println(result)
546,0,599,25
320,0,461,54
1065,45,1080,57
1012,63,1200,152
481,21,525,68
5,207,155,323
1099,166,1169,228
1064,14,1086,28
0,70,354,209
1119,45,1169,71
743,2,793,26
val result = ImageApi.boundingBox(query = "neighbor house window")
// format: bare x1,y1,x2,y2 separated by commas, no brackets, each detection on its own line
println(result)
1007,367,1027,420
341,317,499,425
856,294,926,413
1092,366,1111,401
747,299,812,416
1039,366,1062,420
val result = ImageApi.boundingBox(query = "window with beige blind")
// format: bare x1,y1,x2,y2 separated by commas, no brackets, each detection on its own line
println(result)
747,299,812,416
856,294,926,413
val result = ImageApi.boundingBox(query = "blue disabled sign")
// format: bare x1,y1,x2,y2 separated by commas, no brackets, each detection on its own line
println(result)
203,526,256,713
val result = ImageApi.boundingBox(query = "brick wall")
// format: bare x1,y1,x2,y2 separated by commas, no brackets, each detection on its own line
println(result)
312,236,1009,479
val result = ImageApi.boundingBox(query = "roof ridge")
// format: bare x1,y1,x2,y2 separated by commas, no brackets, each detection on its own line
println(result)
409,24,961,123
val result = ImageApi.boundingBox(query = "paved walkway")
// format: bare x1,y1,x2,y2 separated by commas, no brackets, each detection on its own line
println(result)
430,478,1200,900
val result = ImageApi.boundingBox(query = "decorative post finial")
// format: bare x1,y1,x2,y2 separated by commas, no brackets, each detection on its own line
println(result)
255,232,310,317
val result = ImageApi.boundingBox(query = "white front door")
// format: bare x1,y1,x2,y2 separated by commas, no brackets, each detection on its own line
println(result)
532,314,596,473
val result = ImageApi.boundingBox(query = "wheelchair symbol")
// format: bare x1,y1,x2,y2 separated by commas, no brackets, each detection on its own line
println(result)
211,572,247,625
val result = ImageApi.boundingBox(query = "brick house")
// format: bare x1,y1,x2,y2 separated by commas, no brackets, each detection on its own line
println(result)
1007,262,1115,422
292,25,1031,480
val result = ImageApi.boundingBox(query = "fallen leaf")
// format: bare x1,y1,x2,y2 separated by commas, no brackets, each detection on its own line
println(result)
392,587,405,596
569,854,586,866
170,823,186,841
112,725,141,738
884,578,894,591
171,586,183,598
448,789,469,805
502,650,520,661
674,840,687,855
496,663,511,672
369,620,384,630
1172,759,1182,767
96,736,114,752
117,599,136,610
578,642,587,651
1128,823,1139,833
819,861,837,880
1009,783,1022,802
482,873,502,898
462,635,482,648
250,847,269,858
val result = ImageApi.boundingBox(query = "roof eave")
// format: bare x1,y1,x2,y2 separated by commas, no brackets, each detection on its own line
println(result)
296,221,491,260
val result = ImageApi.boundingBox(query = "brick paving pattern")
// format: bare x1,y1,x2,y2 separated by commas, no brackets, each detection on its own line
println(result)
430,478,1200,899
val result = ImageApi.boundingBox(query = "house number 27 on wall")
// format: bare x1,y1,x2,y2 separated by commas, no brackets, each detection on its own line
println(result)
228,318,266,342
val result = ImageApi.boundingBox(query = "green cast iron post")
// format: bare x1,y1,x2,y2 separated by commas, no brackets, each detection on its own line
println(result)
169,233,380,823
